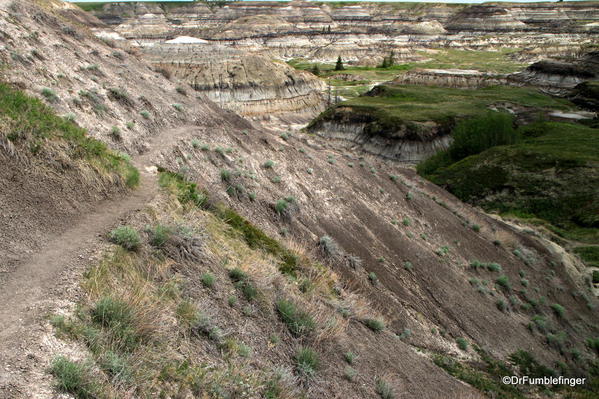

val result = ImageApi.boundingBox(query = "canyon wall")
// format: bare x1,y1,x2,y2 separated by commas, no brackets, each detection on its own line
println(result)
89,1,599,65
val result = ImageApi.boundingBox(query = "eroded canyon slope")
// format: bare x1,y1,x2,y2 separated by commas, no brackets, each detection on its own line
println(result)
0,1,598,399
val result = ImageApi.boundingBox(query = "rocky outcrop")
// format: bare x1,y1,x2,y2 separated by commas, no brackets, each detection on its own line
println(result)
446,2,599,33
510,50,599,95
307,106,453,162
144,42,326,119
86,1,599,65
393,68,508,89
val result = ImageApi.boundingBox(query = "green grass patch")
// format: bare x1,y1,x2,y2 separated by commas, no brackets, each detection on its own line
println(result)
421,122,599,243
276,299,316,337
50,356,103,399
573,246,599,267
0,83,138,187
108,226,140,251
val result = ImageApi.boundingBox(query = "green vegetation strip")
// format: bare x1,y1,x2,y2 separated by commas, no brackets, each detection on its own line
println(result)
419,117,599,244
0,83,138,187
157,169,299,274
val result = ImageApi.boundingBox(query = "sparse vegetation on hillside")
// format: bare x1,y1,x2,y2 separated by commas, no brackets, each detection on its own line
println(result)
0,83,139,187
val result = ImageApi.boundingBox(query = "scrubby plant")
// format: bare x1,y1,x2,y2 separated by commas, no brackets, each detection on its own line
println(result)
375,378,394,399
172,103,183,112
108,88,132,107
456,337,468,351
99,351,131,383
436,246,450,256
403,261,413,271
50,356,101,399
140,110,150,119
520,278,529,287
405,192,414,200
108,226,140,251
276,299,316,337
344,351,357,365
587,337,599,354
201,273,216,288
228,268,248,282
496,299,507,312
295,347,319,378
148,224,171,248
472,224,481,232
551,303,565,318
496,275,511,290
402,218,411,226
344,366,358,381
41,87,58,102
319,235,340,257
227,295,237,307
237,281,258,301
110,126,121,141
306,168,313,175
263,160,275,168
220,169,232,182
364,318,385,332
368,272,378,284
389,174,398,182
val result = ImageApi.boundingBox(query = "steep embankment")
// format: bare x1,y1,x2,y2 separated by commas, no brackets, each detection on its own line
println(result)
1,2,598,399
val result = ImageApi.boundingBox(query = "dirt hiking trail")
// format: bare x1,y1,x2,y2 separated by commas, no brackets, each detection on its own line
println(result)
0,125,199,393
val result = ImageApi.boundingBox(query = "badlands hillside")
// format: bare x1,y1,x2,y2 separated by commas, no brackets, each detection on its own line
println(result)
0,1,598,399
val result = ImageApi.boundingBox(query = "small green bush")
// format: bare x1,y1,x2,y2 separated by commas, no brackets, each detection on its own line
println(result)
276,299,316,337
237,281,258,301
99,351,131,383
344,366,357,381
228,268,248,282
110,126,121,141
368,272,378,284
344,351,357,365
172,103,183,112
227,295,237,307
402,218,411,226
495,275,511,290
50,356,100,399
220,169,232,182
551,303,565,318
263,160,275,168
41,87,58,102
108,226,140,251
364,318,385,332
201,273,216,288
375,378,394,399
295,347,319,377
472,224,481,232
496,299,507,312
319,235,340,257
456,337,468,351
149,224,171,248
140,110,150,119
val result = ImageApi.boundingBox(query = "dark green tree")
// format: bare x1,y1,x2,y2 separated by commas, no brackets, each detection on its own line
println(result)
334,56,344,71
311,64,321,76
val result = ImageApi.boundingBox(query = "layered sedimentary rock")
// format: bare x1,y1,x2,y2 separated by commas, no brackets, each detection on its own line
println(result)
88,1,599,65
306,106,453,162
144,42,326,119
510,50,599,95
393,68,508,89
